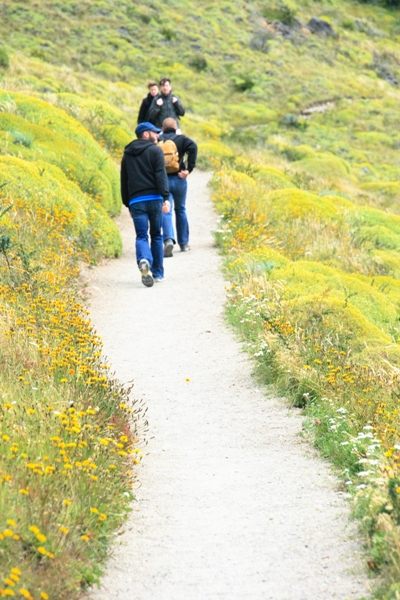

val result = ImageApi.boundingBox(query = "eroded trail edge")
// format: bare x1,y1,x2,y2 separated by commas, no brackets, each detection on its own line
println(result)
86,171,368,600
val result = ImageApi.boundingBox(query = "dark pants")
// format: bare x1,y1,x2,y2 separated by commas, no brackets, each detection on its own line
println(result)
162,175,189,246
129,200,164,279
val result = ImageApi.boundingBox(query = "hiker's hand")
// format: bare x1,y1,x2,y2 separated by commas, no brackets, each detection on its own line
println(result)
172,96,177,103
178,170,189,179
162,200,170,214
156,98,163,106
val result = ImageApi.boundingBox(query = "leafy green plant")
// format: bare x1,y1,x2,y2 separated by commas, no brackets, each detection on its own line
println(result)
0,48,9,69
262,3,297,26
232,75,255,92
189,54,208,71
10,130,34,147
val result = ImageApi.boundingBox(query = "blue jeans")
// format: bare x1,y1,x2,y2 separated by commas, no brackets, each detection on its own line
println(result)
162,175,189,246
129,200,164,279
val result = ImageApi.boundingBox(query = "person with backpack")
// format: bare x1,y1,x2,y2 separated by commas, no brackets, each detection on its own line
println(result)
148,77,185,130
120,122,170,287
159,118,197,257
137,81,159,124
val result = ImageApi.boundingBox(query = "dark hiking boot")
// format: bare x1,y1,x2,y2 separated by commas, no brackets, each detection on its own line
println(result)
164,239,174,258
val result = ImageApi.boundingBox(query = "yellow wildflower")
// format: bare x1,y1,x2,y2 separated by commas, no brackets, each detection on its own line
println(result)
29,526,39,535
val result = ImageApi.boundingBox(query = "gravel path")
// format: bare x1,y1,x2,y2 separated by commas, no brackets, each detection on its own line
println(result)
86,171,369,600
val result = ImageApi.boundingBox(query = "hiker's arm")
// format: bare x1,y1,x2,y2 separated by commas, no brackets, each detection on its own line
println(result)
173,97,185,117
183,138,198,173
120,157,129,207
148,97,161,121
137,99,147,124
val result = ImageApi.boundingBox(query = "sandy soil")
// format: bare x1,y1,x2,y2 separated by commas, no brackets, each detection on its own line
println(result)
86,170,369,600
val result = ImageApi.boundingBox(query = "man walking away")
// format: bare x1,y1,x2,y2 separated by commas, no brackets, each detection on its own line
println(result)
160,117,197,257
137,81,159,124
148,77,185,130
121,122,170,287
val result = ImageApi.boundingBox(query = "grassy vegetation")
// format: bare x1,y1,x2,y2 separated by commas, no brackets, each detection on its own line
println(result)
1,0,400,597
210,154,400,598
0,188,147,597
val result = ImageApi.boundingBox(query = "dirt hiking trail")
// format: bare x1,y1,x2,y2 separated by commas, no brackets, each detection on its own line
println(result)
86,171,369,600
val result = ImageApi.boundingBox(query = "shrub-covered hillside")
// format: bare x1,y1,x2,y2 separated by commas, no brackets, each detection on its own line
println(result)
2,0,400,191
1,0,400,598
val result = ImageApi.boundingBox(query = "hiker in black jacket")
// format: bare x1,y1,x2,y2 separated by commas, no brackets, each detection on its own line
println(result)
148,77,185,129
121,122,170,287
137,81,159,124
160,118,197,257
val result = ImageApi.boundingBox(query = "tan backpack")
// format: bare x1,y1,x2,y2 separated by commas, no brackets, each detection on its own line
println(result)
158,139,180,174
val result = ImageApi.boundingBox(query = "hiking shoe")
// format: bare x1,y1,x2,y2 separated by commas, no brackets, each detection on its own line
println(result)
164,239,174,258
180,244,190,252
138,259,154,288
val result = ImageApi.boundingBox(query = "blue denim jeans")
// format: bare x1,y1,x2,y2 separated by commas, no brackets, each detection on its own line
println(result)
129,200,164,279
162,175,189,246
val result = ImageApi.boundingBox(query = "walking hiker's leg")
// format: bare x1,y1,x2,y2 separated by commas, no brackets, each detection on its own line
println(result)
129,203,153,268
162,193,176,244
148,200,164,279
173,177,189,246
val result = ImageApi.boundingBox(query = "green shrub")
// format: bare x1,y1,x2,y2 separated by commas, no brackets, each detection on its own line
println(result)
10,130,34,147
0,156,122,258
262,3,297,26
197,141,234,168
189,54,208,71
0,91,121,215
0,48,9,69
281,145,316,162
231,75,255,92
254,165,295,190
291,154,352,181
94,62,122,80
265,188,342,222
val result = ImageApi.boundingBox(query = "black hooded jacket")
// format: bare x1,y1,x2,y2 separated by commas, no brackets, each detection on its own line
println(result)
137,93,154,124
148,92,185,129
159,128,198,173
120,139,170,208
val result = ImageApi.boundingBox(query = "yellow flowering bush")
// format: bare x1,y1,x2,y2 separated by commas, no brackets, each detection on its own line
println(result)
0,91,120,215
253,165,295,190
0,157,121,258
0,189,140,597
213,162,400,590
0,88,136,596
196,141,234,169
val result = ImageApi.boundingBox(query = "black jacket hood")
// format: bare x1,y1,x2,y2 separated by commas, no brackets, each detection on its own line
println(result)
124,138,155,157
